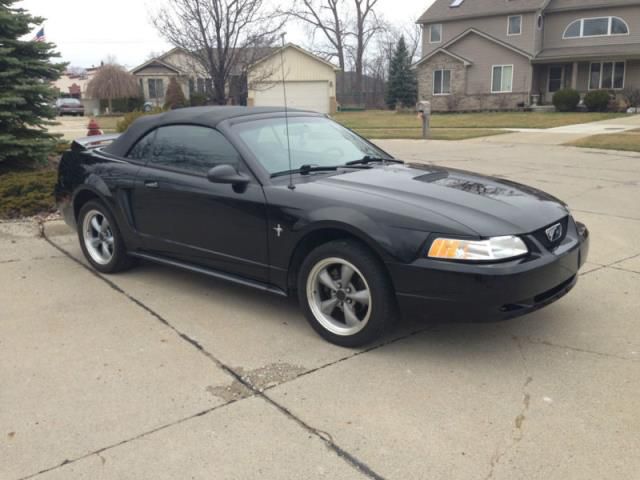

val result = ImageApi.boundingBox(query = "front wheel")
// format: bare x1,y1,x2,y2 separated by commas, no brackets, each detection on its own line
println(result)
298,240,396,347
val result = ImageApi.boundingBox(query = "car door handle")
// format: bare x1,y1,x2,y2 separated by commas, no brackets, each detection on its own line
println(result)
144,181,159,188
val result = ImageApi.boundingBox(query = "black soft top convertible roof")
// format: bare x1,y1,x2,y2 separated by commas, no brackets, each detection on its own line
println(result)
104,106,314,157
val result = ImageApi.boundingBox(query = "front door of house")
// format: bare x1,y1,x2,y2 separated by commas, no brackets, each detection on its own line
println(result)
548,66,565,94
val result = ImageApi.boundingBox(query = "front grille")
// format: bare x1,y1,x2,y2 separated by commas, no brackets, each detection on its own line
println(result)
532,216,569,251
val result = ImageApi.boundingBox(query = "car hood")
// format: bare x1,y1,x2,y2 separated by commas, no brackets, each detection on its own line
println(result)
317,163,568,237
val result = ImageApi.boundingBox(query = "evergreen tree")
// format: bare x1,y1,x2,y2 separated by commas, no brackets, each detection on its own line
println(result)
164,77,187,110
0,1,65,167
385,36,417,110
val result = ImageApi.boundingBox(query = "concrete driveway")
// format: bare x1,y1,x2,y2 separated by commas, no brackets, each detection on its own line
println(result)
1,138,639,480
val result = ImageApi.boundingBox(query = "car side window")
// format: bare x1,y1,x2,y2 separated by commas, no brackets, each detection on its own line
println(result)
149,125,240,175
127,130,157,162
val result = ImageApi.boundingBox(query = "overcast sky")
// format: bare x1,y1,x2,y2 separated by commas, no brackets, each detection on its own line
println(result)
17,0,434,69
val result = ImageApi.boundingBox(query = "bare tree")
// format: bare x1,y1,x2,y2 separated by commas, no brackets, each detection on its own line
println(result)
286,0,348,71
349,0,382,105
86,63,140,113
152,0,285,105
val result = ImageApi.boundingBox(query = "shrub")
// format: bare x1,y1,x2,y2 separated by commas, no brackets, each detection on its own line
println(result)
164,77,187,110
584,90,611,112
190,93,208,107
0,169,57,218
116,107,165,133
99,97,144,114
552,88,580,112
54,141,70,154
622,87,640,108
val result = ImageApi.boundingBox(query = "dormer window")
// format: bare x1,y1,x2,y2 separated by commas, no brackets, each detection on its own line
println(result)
563,17,629,39
508,15,522,36
430,24,442,43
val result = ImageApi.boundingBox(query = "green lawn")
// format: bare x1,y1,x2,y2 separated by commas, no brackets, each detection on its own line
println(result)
333,110,625,137
569,129,640,153
355,128,506,141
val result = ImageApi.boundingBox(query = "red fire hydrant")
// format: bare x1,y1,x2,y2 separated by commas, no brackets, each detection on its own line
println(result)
87,119,103,136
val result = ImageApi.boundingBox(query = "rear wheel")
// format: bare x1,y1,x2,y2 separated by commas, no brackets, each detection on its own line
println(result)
298,240,396,347
77,200,135,273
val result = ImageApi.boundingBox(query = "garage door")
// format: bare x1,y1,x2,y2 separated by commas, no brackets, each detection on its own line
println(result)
254,81,330,114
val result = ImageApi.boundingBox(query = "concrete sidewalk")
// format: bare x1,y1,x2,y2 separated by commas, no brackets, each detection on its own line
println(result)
2,139,639,480
489,114,640,145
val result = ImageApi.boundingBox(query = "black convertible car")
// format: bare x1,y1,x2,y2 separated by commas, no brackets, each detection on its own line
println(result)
56,107,589,347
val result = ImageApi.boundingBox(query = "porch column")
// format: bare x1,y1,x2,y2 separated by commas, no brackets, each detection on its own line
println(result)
571,62,578,89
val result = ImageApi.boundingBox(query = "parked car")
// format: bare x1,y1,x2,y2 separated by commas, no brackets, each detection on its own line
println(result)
55,107,589,347
56,98,84,116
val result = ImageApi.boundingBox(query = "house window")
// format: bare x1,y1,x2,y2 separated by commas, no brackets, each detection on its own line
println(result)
548,66,563,93
508,16,522,36
148,78,164,99
589,62,625,90
197,78,206,94
430,24,442,43
492,65,513,93
563,17,629,39
433,69,451,95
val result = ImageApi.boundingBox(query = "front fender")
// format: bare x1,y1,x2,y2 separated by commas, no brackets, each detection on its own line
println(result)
293,206,431,264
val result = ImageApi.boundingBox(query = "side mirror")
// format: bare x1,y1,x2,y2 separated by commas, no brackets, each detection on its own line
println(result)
207,164,250,186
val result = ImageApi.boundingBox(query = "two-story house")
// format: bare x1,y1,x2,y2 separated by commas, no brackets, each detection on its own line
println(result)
415,0,640,111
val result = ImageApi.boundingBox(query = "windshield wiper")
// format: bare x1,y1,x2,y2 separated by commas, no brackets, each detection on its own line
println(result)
345,155,403,166
270,164,371,179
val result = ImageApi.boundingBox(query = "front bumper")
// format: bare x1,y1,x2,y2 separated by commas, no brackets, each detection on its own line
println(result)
388,219,590,323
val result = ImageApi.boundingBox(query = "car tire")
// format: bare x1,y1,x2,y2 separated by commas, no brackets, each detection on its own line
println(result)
77,200,135,274
297,240,397,347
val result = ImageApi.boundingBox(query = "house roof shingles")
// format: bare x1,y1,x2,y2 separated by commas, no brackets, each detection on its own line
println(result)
545,0,640,12
418,0,547,24
534,43,640,62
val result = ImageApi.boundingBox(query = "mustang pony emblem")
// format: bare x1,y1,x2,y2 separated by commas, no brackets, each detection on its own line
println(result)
545,223,563,242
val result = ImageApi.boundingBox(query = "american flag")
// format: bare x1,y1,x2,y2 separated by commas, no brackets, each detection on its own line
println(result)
34,27,45,42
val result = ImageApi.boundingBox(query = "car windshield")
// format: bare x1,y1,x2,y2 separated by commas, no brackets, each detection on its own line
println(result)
60,99,81,106
233,116,391,175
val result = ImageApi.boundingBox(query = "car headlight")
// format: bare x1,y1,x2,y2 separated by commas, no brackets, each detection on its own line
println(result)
428,235,528,261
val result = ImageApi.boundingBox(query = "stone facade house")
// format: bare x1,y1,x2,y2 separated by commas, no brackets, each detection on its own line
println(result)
415,0,640,111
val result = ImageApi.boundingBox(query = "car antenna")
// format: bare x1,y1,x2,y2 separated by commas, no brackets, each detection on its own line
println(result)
279,33,295,191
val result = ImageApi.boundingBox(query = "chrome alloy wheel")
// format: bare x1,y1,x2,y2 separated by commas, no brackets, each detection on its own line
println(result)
82,209,114,265
306,257,372,336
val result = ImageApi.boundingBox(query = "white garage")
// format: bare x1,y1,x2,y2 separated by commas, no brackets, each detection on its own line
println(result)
253,81,330,114
248,44,339,114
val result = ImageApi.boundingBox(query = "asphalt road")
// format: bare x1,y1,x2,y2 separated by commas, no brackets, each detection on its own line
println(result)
1,138,639,479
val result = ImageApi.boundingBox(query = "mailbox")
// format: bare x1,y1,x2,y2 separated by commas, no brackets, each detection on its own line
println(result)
416,101,431,139
416,101,431,115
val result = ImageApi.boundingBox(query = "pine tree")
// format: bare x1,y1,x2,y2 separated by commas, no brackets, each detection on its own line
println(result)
0,1,65,167
164,77,187,110
385,36,418,110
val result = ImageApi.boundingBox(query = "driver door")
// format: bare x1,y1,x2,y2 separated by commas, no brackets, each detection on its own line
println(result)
129,125,269,282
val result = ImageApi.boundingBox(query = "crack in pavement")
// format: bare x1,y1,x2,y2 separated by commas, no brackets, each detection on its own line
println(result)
38,232,387,480
484,337,533,480
519,336,637,362
579,252,640,278
18,398,247,480
572,209,640,222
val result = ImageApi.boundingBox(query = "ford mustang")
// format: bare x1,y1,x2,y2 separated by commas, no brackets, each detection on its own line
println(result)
56,107,589,347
